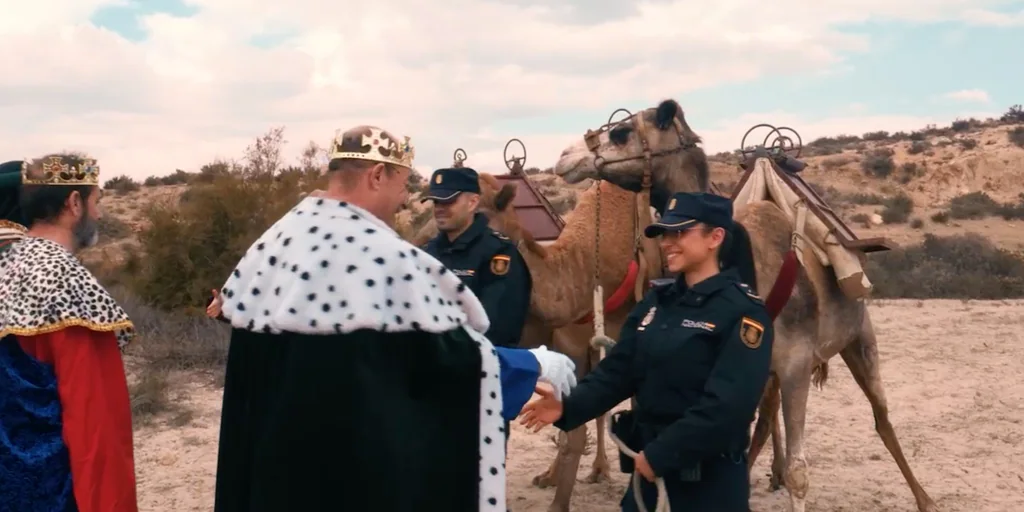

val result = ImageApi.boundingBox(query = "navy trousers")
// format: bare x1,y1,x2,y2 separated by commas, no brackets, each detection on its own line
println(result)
620,453,750,512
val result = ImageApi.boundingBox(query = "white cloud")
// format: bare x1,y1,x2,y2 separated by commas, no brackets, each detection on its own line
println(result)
961,8,1024,27
0,0,1013,181
941,89,992,103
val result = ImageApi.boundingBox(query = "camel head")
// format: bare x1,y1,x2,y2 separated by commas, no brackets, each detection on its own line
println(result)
554,98,710,213
476,173,545,256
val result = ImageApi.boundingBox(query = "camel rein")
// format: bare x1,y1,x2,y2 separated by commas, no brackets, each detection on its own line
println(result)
584,109,675,512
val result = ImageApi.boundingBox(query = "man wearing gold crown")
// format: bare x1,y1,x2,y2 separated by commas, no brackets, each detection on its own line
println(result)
212,125,577,512
0,154,139,512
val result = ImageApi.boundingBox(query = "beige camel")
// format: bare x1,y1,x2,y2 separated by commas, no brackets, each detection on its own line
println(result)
552,98,939,512
410,173,661,512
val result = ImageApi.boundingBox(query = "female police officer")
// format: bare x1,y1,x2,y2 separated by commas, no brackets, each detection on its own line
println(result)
520,191,774,511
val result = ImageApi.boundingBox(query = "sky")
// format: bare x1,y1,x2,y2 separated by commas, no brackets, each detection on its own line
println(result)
1,0,1022,182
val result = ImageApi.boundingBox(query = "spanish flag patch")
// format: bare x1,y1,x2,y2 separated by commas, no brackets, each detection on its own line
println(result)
490,254,511,276
739,317,764,349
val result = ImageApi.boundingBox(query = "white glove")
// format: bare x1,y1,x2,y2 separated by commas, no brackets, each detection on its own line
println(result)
528,346,577,401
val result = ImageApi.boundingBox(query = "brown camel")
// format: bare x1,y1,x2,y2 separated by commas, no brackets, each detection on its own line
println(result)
552,98,939,512
410,173,661,512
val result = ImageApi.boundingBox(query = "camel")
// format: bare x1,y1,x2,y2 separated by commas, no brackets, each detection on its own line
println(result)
410,172,661,512
551,98,939,512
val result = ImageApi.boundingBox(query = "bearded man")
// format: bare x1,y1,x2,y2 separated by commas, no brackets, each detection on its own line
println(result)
212,126,575,512
0,155,138,511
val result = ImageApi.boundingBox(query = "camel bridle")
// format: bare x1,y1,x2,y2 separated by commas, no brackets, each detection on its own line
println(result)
582,107,698,191
581,107,699,512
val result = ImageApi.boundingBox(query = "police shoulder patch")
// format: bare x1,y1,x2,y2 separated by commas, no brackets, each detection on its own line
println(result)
739,317,764,349
490,254,511,275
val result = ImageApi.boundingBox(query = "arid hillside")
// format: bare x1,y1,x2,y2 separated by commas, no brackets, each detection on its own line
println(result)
88,111,1024,268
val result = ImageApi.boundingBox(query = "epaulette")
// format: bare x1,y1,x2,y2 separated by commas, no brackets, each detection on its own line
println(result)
649,278,675,289
490,229,511,241
735,282,764,304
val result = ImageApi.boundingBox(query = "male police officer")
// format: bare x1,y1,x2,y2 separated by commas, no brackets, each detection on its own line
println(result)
422,166,531,349
423,166,532,449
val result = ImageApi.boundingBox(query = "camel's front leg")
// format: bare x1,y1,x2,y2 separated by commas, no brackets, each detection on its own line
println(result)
584,413,611,482
532,434,562,488
840,322,938,512
546,425,587,512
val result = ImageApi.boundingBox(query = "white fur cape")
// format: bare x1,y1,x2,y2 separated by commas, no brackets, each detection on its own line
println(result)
217,196,506,511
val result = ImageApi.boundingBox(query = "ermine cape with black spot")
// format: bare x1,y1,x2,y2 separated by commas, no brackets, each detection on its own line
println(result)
0,236,135,348
214,197,506,511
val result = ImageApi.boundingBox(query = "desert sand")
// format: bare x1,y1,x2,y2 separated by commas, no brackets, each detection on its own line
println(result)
133,299,1024,512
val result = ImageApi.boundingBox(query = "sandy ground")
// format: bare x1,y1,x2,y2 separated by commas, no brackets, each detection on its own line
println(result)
133,299,1024,512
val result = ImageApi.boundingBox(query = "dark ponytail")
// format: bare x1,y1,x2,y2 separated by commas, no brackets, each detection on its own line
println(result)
720,222,759,295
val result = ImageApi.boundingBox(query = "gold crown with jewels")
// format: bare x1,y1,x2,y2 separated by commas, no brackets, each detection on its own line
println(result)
21,155,101,186
329,125,415,169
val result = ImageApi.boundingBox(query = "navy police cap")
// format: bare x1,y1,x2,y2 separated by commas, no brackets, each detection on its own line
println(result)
643,192,733,238
421,167,481,203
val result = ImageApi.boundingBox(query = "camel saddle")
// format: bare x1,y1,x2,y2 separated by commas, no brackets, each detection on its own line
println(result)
731,150,896,300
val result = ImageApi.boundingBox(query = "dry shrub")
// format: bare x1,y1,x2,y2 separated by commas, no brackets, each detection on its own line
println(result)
97,215,133,242
1010,127,1024,148
861,148,895,178
866,234,1024,299
112,286,229,424
819,154,857,170
907,141,931,154
845,192,885,205
949,191,1001,219
880,193,914,224
122,127,326,310
104,175,140,194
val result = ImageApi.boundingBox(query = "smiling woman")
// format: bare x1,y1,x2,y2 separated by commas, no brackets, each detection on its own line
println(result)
521,191,774,512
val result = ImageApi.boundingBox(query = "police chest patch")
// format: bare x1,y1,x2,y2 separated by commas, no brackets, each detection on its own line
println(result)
739,317,764,349
490,254,511,275
681,319,716,332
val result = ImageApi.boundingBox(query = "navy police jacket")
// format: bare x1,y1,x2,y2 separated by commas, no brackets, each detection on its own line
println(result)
553,267,773,476
423,213,532,348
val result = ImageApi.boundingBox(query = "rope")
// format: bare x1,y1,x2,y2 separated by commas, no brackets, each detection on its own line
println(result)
607,412,670,512
589,182,615,350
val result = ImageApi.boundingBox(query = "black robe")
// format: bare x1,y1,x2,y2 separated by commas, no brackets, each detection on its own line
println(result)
214,327,486,511
213,197,507,512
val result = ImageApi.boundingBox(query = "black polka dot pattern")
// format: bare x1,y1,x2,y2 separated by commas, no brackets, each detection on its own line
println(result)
213,197,505,507
0,236,136,349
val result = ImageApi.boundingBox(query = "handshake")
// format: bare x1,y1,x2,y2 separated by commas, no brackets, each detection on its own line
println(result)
527,346,577,400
